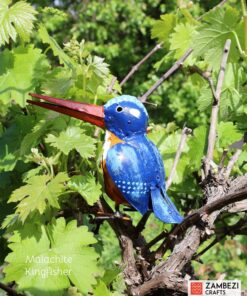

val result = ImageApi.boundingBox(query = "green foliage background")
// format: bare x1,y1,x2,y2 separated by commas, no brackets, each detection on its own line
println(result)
0,0,246,295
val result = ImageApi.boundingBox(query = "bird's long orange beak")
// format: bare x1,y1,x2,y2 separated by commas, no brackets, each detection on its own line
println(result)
28,93,105,128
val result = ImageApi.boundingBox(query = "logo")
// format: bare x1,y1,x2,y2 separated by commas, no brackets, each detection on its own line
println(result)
188,280,241,296
191,282,203,295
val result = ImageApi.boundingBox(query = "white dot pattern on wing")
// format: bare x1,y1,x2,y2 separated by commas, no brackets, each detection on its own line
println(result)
115,180,149,194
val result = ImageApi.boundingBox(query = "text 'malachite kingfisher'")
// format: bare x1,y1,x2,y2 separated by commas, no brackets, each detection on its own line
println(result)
28,93,183,224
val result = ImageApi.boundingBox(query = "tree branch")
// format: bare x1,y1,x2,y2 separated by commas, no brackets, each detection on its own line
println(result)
0,283,24,296
193,217,247,260
204,39,231,176
228,200,247,213
120,43,163,87
107,76,117,93
135,211,151,233
153,176,247,262
140,48,193,102
166,127,192,189
132,272,187,296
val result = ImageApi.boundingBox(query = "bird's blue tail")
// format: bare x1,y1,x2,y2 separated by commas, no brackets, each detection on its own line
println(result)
150,187,183,223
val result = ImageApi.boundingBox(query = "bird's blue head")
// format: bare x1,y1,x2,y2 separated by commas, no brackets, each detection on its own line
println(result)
104,95,148,139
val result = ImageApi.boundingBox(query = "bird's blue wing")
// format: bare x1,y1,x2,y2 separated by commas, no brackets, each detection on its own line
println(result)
151,187,183,223
106,143,150,214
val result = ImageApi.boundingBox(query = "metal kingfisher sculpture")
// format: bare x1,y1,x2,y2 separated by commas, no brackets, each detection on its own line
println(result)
28,93,183,224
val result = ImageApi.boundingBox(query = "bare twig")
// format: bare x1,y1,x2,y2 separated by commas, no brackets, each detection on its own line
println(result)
140,48,193,102
136,212,151,233
204,39,231,176
0,282,24,296
193,236,221,260
145,231,168,250
120,43,163,86
166,127,192,189
224,149,242,178
107,76,117,93
219,149,228,169
194,217,247,260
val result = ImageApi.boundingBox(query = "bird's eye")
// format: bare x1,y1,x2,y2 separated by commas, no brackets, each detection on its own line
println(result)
116,106,123,112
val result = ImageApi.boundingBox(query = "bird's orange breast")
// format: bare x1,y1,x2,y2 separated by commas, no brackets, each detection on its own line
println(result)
101,132,129,205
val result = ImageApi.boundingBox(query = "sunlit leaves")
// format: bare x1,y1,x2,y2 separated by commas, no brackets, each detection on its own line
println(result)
192,7,243,69
217,122,242,148
46,126,96,159
197,63,245,119
38,25,75,70
188,126,207,171
170,23,195,61
8,173,69,222
4,218,99,295
0,0,37,46
68,174,102,205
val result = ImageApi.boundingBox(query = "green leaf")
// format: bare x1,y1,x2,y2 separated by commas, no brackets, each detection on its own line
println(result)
188,126,207,170
89,55,110,79
0,0,37,46
8,173,69,222
217,122,242,148
149,128,190,184
102,267,122,286
68,174,102,206
197,84,213,112
192,7,243,69
197,63,244,118
151,13,176,45
38,25,75,70
4,217,99,295
219,63,244,118
46,126,96,159
41,67,74,97
0,45,50,107
20,119,50,156
94,281,111,296
170,23,195,61
0,115,35,172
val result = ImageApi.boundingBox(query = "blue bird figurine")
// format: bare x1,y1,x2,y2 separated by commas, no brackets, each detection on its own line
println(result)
28,93,183,224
